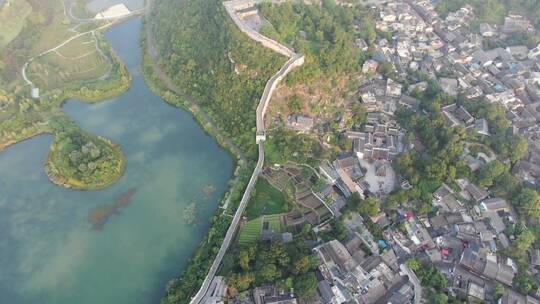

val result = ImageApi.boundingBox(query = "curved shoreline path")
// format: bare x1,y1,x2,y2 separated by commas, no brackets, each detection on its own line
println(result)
190,1,304,303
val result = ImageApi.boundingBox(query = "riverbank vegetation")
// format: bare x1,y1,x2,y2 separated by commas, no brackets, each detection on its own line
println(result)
149,0,284,158
0,0,131,190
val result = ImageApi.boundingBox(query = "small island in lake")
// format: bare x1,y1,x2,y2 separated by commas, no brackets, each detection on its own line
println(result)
0,0,131,190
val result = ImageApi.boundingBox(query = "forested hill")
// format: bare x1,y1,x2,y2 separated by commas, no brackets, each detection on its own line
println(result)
149,0,284,157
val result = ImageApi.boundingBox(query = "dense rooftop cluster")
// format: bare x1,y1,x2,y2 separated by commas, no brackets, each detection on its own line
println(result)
193,0,540,303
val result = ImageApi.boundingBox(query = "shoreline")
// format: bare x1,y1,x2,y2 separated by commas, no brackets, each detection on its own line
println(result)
139,5,261,301
44,134,126,190
139,18,247,205
0,24,132,190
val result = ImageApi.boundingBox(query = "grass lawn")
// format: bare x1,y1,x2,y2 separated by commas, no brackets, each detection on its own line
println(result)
238,218,262,245
245,178,289,220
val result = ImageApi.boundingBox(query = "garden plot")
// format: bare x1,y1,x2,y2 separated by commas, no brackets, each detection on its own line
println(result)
238,217,262,245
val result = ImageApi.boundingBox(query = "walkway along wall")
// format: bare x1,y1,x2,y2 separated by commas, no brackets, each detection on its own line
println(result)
190,1,304,302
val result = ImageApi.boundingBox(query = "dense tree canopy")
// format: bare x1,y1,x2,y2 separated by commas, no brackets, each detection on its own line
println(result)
151,0,284,157
224,241,319,298
259,1,376,84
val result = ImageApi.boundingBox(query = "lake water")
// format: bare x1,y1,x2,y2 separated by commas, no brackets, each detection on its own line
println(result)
0,18,233,304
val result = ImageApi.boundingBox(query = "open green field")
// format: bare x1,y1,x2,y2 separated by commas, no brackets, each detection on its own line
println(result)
0,0,32,50
238,218,262,245
245,178,290,219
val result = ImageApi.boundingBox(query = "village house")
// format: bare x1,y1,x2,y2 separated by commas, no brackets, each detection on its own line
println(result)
442,104,475,128
350,121,401,161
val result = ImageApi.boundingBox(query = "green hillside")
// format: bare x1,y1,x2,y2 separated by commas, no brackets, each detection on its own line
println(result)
149,0,284,157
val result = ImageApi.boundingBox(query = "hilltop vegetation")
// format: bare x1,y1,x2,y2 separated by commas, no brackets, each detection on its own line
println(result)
259,0,374,84
149,0,284,157
258,1,384,164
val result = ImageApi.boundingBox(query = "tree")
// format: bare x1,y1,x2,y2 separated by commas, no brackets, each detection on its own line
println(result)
294,272,318,298
320,219,347,241
407,257,421,272
377,61,395,79
239,249,251,271
322,0,336,10
512,229,535,256
509,135,528,165
291,255,309,275
269,242,290,267
358,197,380,217
229,272,255,292
300,223,313,238
516,188,540,219
287,94,303,112
477,160,506,188
359,17,376,44
493,172,520,198
350,102,367,128
428,290,448,304
513,265,537,295
494,283,505,300
259,263,280,282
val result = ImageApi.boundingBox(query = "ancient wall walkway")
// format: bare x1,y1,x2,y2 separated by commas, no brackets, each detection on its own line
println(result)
190,1,304,303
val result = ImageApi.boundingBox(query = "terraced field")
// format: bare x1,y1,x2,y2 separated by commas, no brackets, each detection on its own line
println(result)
27,32,111,89
238,217,262,245
263,214,283,233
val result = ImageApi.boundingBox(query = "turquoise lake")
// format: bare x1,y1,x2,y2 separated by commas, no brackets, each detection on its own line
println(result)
0,18,233,303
